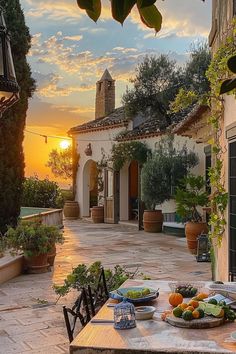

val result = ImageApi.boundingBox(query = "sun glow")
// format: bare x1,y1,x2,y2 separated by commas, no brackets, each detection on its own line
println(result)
60,140,71,149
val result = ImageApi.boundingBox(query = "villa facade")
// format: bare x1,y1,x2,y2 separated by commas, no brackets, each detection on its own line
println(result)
69,70,206,226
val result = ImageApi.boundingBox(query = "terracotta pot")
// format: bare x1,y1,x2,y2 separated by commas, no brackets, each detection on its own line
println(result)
185,222,208,255
47,243,56,267
24,253,49,274
143,210,163,233
63,201,80,219
92,206,104,223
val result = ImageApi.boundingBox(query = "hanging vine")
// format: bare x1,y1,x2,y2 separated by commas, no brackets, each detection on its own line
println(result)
206,19,236,245
171,19,236,246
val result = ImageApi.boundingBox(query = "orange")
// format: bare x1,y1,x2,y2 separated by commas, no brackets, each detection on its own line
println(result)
188,300,199,308
192,310,200,319
186,306,194,312
196,293,208,301
216,309,224,318
178,303,188,311
169,293,183,307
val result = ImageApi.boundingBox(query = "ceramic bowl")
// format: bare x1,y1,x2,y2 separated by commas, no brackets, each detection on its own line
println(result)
135,306,156,320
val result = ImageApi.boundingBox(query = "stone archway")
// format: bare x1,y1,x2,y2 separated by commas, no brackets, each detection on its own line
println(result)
82,159,98,217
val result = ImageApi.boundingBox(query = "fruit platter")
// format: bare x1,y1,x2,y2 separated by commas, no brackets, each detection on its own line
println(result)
162,291,236,329
109,287,159,303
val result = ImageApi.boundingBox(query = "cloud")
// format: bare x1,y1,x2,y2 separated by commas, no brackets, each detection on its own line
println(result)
64,35,83,41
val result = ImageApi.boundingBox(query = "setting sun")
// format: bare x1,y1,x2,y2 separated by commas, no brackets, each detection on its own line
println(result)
60,140,71,150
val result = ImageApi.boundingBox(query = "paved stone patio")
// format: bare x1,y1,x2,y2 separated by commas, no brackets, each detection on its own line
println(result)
0,220,211,354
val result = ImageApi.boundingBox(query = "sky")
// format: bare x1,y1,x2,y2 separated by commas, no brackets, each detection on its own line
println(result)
20,0,212,188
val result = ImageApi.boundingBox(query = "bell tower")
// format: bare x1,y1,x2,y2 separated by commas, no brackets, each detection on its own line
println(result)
95,69,115,119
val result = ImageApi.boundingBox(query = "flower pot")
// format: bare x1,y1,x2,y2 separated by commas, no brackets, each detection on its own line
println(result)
185,222,208,255
143,210,163,233
24,253,49,274
47,243,56,267
63,201,80,219
91,206,104,223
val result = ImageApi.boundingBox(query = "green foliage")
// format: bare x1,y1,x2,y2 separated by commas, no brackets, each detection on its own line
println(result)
141,137,198,210
53,261,138,297
220,55,236,94
0,0,35,233
141,156,169,210
205,19,236,244
122,55,182,128
111,141,150,171
0,236,7,257
77,0,162,32
61,189,74,202
6,222,64,257
170,89,198,113
47,147,74,180
22,176,64,209
175,174,209,222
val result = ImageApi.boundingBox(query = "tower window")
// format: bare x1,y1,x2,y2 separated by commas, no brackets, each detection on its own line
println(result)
99,82,102,91
107,81,112,89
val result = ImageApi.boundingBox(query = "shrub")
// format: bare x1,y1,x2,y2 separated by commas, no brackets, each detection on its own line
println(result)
175,174,209,222
6,222,64,257
22,176,64,208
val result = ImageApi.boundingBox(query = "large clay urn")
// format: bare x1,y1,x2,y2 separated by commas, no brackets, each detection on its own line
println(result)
91,206,104,223
63,201,80,219
24,254,49,274
185,222,208,254
47,243,56,267
143,210,163,233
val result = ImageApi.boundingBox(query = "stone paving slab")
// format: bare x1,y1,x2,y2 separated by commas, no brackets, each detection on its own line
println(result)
0,219,211,354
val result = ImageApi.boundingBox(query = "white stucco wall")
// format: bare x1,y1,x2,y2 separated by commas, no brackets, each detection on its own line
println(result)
73,126,206,220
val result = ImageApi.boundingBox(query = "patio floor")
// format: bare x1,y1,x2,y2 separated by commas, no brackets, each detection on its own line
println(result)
0,219,211,354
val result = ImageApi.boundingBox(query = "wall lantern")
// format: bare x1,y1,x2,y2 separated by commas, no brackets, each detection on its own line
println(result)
0,8,19,116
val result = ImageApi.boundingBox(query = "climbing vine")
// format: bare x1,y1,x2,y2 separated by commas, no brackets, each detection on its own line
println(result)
206,19,236,245
111,141,150,171
171,19,236,246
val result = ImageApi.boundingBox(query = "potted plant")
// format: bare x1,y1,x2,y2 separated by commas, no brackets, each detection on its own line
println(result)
175,174,209,254
141,155,170,232
6,222,63,273
47,226,64,266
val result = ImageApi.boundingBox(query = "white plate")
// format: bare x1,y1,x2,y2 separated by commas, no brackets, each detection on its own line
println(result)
231,331,236,341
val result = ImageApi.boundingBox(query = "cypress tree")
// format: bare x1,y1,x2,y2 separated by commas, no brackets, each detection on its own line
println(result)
0,0,35,233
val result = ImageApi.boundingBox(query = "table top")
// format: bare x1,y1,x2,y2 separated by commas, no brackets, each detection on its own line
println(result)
69,280,236,354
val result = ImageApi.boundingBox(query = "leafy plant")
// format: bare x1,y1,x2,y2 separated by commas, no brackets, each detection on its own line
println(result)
76,0,162,32
0,236,7,257
6,222,64,257
141,137,198,210
22,176,64,209
53,261,139,297
111,141,150,171
220,55,236,94
175,174,209,222
47,147,74,180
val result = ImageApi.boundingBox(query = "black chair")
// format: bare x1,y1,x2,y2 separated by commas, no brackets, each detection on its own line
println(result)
89,267,109,316
63,287,92,343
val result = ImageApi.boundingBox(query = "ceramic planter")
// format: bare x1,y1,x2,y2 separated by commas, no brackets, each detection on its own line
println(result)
24,253,49,274
63,201,80,219
185,222,208,254
91,206,104,223
47,243,56,267
143,210,163,233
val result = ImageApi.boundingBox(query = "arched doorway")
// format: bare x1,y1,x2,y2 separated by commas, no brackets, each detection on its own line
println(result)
129,160,139,220
82,160,98,217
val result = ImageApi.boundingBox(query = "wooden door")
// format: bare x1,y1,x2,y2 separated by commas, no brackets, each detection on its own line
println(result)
138,164,145,230
104,169,119,224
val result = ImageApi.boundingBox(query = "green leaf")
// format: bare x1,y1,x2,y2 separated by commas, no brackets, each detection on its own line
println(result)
77,0,94,11
86,0,101,22
111,0,136,24
220,78,236,94
227,55,236,74
138,0,156,8
138,4,162,32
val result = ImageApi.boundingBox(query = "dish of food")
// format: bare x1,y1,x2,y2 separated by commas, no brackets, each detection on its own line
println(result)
169,282,204,298
109,287,159,303
135,306,156,320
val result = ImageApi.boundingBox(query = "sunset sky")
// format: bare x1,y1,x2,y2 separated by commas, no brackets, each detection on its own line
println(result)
20,0,212,187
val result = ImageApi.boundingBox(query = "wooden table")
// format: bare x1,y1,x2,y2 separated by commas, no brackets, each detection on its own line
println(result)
70,280,236,354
